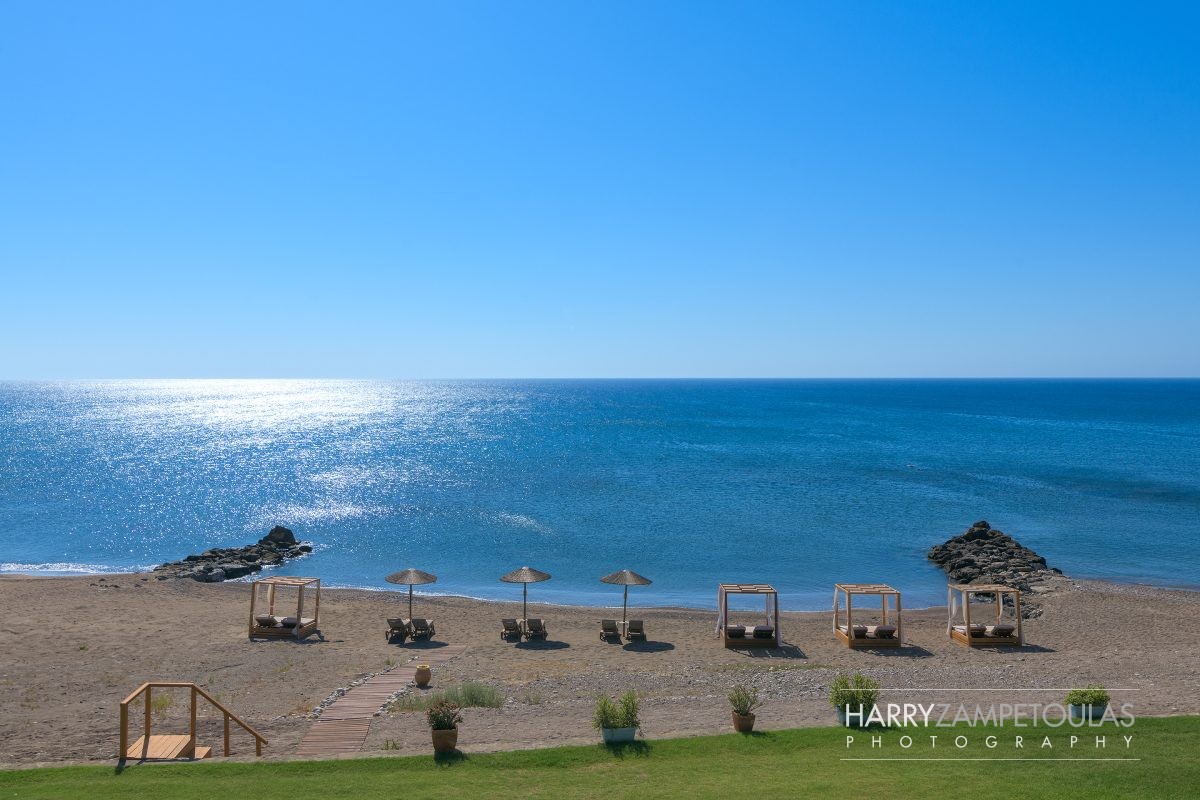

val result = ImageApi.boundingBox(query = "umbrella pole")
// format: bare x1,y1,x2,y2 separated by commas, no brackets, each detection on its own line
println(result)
523,583,528,621
623,586,629,625
409,585,414,619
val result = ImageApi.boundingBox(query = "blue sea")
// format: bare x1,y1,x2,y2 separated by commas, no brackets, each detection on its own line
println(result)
1,380,1198,610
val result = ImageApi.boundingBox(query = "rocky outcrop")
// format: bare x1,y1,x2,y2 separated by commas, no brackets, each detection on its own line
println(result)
928,520,1068,617
151,525,313,582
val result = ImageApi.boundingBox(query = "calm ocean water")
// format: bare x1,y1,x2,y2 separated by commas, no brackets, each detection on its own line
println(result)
1,380,1197,610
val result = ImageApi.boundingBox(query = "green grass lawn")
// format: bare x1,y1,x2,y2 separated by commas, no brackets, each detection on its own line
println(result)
3,716,1196,800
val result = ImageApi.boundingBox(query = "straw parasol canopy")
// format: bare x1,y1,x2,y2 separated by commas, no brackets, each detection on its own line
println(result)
600,568,652,625
385,568,438,619
500,566,551,621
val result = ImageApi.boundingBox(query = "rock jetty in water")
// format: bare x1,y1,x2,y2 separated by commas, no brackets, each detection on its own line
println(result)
928,520,1067,617
152,525,313,582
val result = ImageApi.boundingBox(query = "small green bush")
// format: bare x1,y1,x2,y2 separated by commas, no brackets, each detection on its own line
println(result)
1065,684,1110,706
390,681,506,712
728,685,763,716
829,672,879,712
617,690,640,729
593,690,640,729
151,694,173,719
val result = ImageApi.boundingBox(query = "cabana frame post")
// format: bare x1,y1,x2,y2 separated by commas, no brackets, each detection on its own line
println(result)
833,583,903,648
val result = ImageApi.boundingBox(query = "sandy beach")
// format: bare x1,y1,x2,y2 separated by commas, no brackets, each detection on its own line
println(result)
1,574,1197,767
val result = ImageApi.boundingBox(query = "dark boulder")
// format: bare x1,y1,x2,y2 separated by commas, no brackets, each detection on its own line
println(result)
260,525,297,547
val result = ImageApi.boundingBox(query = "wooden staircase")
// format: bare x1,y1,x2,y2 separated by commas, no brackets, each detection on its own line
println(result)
119,682,267,763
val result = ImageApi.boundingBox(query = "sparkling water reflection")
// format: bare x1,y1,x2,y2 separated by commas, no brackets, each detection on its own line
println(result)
1,379,1198,609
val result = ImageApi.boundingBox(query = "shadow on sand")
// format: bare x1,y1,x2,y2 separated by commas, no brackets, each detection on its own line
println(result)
249,632,329,645
733,643,807,659
395,639,451,651
966,643,1056,654
515,639,570,651
622,640,676,653
864,644,935,658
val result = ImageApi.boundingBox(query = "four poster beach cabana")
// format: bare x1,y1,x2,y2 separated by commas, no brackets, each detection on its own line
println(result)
248,576,321,640
947,583,1024,647
833,583,902,648
716,583,781,648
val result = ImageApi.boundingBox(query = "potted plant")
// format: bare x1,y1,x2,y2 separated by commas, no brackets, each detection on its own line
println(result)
829,672,879,727
427,699,463,752
414,664,432,688
1066,684,1110,721
728,685,763,733
593,690,640,743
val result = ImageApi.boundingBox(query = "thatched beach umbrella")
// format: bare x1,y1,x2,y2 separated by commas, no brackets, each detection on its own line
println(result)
385,568,438,619
500,566,551,620
600,568,652,625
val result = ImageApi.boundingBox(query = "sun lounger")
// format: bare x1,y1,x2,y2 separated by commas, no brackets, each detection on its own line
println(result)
524,618,548,639
751,625,775,639
385,617,410,642
410,618,435,640
952,624,988,637
280,616,315,629
600,619,620,641
500,618,521,640
625,619,646,641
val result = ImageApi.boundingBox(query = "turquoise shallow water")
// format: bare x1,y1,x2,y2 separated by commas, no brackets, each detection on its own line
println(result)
1,379,1197,610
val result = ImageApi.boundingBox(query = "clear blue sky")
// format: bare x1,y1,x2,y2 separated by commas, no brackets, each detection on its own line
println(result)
1,2,1197,378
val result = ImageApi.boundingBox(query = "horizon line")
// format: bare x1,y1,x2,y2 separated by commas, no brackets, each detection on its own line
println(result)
1,376,1199,382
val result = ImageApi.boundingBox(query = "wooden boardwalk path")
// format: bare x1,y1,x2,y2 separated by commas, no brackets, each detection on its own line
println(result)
295,644,466,757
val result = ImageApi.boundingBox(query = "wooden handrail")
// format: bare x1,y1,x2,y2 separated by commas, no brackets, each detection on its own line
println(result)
192,684,268,745
119,682,267,760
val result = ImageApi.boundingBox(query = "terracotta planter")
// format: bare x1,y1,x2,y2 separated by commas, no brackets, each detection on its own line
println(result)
414,665,432,688
732,712,756,733
431,727,458,752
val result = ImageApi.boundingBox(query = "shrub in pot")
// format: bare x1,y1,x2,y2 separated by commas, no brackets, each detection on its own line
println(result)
830,672,879,727
593,690,640,743
427,699,463,752
728,685,763,733
1066,684,1110,721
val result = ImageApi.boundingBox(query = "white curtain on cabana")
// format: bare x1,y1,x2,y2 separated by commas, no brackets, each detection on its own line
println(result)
715,585,726,636
947,585,957,633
